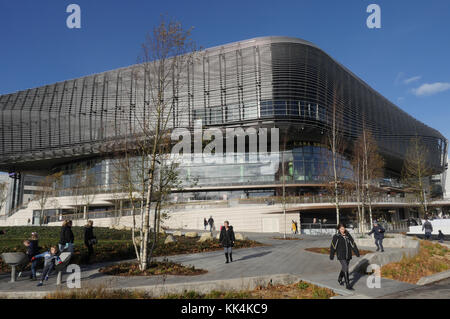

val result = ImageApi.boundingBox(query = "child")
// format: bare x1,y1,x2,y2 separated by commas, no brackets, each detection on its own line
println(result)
23,233,40,280
31,246,62,287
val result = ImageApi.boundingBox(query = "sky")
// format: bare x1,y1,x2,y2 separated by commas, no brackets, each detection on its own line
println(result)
0,0,449,140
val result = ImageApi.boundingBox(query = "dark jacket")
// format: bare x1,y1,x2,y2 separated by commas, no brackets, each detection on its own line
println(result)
59,225,74,245
438,231,445,241
368,225,385,239
27,240,40,260
422,221,433,233
208,217,214,226
84,226,95,245
330,231,360,261
219,226,235,247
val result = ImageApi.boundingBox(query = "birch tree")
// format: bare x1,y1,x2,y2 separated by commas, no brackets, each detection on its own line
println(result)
323,87,347,225
402,136,432,217
352,128,384,232
0,181,8,216
115,17,197,270
34,172,62,225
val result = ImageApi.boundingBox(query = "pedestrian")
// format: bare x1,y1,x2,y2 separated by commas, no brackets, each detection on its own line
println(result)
84,220,96,264
23,232,40,280
59,220,74,253
219,220,235,263
32,246,62,287
329,224,360,290
437,230,445,243
292,220,297,234
208,216,214,232
422,217,433,240
203,218,208,230
368,221,385,252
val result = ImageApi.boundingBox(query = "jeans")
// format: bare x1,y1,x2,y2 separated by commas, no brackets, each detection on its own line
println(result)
425,232,432,240
339,259,350,273
31,259,38,278
375,238,384,251
41,263,55,281
224,247,232,254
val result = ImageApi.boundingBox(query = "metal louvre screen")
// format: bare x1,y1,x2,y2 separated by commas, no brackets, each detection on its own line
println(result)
0,37,446,174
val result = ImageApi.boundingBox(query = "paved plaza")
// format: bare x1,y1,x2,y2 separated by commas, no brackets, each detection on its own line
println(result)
0,232,440,298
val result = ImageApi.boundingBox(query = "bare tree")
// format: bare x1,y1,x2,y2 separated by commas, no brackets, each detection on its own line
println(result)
33,172,62,225
352,128,384,232
112,17,197,271
79,168,98,220
0,181,8,216
402,136,433,217
323,87,347,225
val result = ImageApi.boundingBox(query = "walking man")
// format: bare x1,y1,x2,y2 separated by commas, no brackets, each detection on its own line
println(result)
330,224,360,290
219,221,235,263
422,217,433,240
208,216,215,232
368,221,385,252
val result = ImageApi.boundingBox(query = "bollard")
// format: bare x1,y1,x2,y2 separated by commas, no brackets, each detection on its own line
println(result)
10,265,16,283
56,271,62,285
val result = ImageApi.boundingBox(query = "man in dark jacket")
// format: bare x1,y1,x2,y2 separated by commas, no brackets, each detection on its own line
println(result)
59,220,74,252
208,216,215,232
422,218,433,240
219,221,235,263
368,221,385,252
330,224,360,290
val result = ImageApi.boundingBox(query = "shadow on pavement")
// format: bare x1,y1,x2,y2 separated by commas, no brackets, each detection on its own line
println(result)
237,251,272,261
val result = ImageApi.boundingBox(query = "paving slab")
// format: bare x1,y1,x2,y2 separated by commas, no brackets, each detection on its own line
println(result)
0,233,423,298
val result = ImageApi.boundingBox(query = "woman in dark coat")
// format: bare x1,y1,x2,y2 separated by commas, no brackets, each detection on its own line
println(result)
219,221,235,263
59,220,74,253
84,220,96,263
330,224,360,290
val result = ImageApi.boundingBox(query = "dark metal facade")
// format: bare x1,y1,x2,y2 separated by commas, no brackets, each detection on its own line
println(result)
0,36,447,175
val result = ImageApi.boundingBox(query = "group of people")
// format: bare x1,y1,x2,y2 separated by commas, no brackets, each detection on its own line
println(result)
203,216,215,232
20,219,96,286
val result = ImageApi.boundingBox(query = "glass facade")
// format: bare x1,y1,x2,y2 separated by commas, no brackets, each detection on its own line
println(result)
53,142,353,196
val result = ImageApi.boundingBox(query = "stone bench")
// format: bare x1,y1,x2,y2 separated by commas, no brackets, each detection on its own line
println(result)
55,252,72,285
1,252,29,283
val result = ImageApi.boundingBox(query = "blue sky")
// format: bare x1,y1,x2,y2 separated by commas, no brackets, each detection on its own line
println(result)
1,0,449,140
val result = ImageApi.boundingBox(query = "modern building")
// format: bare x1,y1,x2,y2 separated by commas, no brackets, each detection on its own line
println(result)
0,36,447,231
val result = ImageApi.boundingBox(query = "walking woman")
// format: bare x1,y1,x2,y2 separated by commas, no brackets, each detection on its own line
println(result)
59,220,74,253
84,220,96,264
329,224,360,290
219,221,235,263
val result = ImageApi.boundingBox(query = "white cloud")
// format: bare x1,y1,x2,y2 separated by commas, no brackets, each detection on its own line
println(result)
403,76,421,84
411,82,450,96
